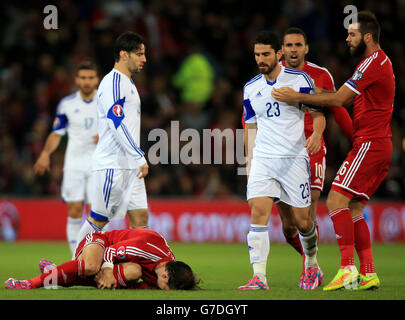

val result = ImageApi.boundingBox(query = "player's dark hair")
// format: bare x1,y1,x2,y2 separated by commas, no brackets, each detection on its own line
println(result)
358,11,381,44
254,30,281,52
283,27,308,44
113,31,145,62
76,60,98,75
166,261,200,290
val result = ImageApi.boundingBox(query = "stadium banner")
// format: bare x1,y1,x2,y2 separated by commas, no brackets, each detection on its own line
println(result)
1,198,405,243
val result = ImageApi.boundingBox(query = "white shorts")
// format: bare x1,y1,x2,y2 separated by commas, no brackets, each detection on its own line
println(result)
90,169,148,221
61,169,93,204
247,156,311,208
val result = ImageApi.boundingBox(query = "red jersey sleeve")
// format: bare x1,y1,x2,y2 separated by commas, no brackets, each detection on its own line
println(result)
320,69,353,140
344,51,379,95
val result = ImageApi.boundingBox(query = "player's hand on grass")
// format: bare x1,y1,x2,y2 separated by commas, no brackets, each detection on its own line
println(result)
95,268,117,289
34,152,51,175
137,162,149,179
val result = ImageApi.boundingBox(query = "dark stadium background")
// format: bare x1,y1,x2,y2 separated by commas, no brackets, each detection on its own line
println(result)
0,0,403,201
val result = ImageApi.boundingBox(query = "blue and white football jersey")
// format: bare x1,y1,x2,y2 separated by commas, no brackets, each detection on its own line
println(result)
243,66,316,159
52,90,98,171
93,68,146,170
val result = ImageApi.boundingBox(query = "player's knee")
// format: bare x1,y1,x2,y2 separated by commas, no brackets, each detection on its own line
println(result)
84,262,100,276
129,209,149,227
282,224,297,238
123,263,142,281
296,217,313,234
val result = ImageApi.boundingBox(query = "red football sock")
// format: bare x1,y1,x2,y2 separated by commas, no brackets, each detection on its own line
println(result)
113,264,128,288
329,208,354,267
353,215,375,275
285,231,304,256
30,260,86,288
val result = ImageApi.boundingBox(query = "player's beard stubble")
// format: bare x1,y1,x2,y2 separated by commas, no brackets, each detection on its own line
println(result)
258,59,278,75
350,38,367,58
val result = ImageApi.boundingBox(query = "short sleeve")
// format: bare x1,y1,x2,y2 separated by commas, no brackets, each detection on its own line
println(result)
344,57,378,95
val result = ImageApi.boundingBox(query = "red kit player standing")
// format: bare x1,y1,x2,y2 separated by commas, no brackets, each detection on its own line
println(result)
280,27,353,285
273,11,395,291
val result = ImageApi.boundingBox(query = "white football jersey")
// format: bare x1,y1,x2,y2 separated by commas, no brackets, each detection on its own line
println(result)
52,90,98,171
243,66,316,159
93,68,146,170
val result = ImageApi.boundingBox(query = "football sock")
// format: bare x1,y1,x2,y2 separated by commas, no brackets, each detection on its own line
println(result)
67,217,82,254
284,231,304,256
30,260,86,288
299,223,318,267
113,264,128,288
329,208,355,267
247,224,269,282
353,215,375,275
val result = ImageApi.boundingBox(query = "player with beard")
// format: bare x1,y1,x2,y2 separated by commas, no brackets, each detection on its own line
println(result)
74,32,150,252
34,61,99,254
238,31,323,291
273,11,394,290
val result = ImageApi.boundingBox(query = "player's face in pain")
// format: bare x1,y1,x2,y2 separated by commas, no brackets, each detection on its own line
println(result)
254,44,280,75
346,23,367,58
128,44,147,76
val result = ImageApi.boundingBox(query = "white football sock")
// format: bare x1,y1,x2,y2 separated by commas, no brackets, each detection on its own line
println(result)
247,224,270,282
66,217,82,254
299,223,318,267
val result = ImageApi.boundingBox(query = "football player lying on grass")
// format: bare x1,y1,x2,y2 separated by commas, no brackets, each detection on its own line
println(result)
5,228,199,290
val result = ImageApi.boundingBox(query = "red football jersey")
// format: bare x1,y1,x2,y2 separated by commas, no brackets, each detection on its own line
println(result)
344,49,395,140
102,229,175,287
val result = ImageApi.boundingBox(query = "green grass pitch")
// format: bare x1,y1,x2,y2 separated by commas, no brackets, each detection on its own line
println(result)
1,241,404,300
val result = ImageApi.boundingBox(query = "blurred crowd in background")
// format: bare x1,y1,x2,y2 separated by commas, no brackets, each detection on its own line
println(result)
0,0,404,200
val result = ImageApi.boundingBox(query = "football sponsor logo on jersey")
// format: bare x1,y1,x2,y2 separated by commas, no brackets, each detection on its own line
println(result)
117,246,126,259
113,104,124,117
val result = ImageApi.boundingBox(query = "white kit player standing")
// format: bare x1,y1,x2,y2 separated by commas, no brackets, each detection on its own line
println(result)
34,61,99,254
238,31,322,291
74,31,149,251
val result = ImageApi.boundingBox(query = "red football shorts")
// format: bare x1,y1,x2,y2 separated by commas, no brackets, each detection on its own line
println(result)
74,232,109,259
331,138,392,203
310,146,326,191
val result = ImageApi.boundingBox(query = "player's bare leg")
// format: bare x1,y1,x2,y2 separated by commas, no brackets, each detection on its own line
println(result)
66,201,84,254
324,190,358,291
128,208,149,228
76,243,105,276
291,206,322,289
349,200,379,290
238,197,272,290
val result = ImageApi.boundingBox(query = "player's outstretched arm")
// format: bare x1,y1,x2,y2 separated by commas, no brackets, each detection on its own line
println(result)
34,132,62,175
272,85,356,108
